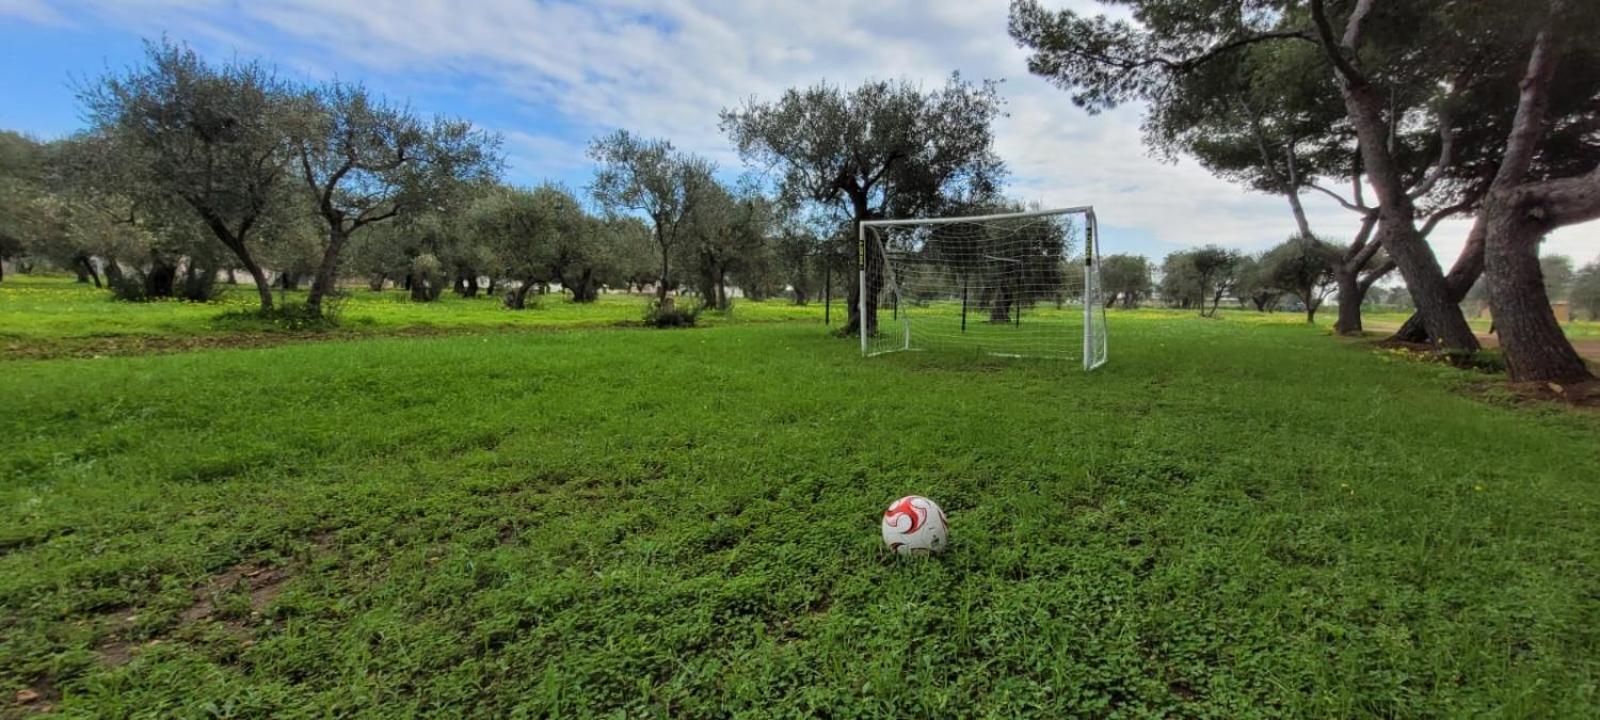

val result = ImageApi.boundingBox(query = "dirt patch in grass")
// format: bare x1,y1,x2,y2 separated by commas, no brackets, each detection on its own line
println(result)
0,320,656,360
89,531,338,668
92,608,141,668
179,562,293,628
1463,379,1600,411
1167,679,1200,702
2,326,470,361
9,677,58,717
1372,337,1438,353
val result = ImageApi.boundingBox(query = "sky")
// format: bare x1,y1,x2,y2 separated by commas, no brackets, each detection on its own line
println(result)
1,0,1595,265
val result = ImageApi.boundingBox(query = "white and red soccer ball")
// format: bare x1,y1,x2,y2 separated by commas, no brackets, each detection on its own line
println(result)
881,495,948,555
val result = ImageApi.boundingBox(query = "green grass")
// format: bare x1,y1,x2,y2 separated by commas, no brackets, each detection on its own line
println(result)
3,281,1599,717
0,275,841,344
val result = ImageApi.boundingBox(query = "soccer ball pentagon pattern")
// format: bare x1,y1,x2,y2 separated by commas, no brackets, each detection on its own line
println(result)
881,495,948,555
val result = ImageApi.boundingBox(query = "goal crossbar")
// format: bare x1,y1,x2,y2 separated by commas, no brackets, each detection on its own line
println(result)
858,205,1097,228
857,206,1108,370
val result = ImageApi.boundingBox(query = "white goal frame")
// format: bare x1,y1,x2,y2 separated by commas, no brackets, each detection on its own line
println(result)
858,206,1107,370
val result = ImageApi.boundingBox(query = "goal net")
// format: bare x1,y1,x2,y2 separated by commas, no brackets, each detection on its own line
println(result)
859,206,1107,369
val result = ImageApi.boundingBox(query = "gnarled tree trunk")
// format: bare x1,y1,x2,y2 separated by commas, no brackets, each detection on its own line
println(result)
240,264,272,310
843,209,885,337
1484,189,1592,382
570,270,599,303
504,278,537,309
145,259,177,298
306,227,349,317
1391,216,1485,342
1374,214,1478,349
1475,4,1595,383
102,256,123,286
1309,0,1478,350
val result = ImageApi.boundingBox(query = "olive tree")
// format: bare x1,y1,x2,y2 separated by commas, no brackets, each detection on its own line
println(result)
771,219,822,305
1100,254,1154,308
588,130,715,302
681,180,772,311
720,75,1006,336
1162,246,1240,317
0,131,50,284
1230,254,1273,312
79,39,299,310
294,82,501,317
469,185,581,309
1261,236,1340,323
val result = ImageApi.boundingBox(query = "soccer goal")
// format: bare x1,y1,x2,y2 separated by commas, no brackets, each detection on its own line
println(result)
858,206,1107,369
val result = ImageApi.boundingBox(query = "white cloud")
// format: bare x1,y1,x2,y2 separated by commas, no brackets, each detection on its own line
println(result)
0,0,68,25
21,0,1600,261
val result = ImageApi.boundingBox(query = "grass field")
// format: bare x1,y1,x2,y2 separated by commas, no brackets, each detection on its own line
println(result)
3,275,1599,717
0,276,834,358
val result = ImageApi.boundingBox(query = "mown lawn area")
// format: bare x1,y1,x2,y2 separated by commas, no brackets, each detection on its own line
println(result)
2,287,1598,717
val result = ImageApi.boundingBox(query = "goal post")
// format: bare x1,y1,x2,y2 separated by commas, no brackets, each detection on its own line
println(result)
859,206,1108,369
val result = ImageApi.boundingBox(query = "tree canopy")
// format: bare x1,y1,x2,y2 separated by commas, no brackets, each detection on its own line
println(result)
79,39,300,309
720,75,1007,334
294,81,501,315
588,130,716,302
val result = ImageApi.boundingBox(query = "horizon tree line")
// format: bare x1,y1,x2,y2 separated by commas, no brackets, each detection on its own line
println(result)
2,16,1597,381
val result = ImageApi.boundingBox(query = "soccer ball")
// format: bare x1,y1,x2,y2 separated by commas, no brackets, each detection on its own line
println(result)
881,495,948,555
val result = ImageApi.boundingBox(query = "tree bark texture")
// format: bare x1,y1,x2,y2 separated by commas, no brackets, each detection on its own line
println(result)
306,227,349,316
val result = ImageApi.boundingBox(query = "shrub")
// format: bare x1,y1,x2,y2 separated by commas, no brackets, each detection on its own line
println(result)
214,301,342,332
108,274,153,302
644,300,700,328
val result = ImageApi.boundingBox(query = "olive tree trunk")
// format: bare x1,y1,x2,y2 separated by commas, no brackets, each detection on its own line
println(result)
842,208,885,338
305,227,349,317
102,256,123,286
504,278,537,309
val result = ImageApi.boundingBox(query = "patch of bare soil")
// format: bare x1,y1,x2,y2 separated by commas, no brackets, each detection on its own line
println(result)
2,326,464,361
179,562,293,630
1453,378,1600,411
8,678,57,717
93,609,140,668
3,320,651,361
91,531,338,668
1366,322,1600,364
1503,380,1600,409
1568,339,1600,364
